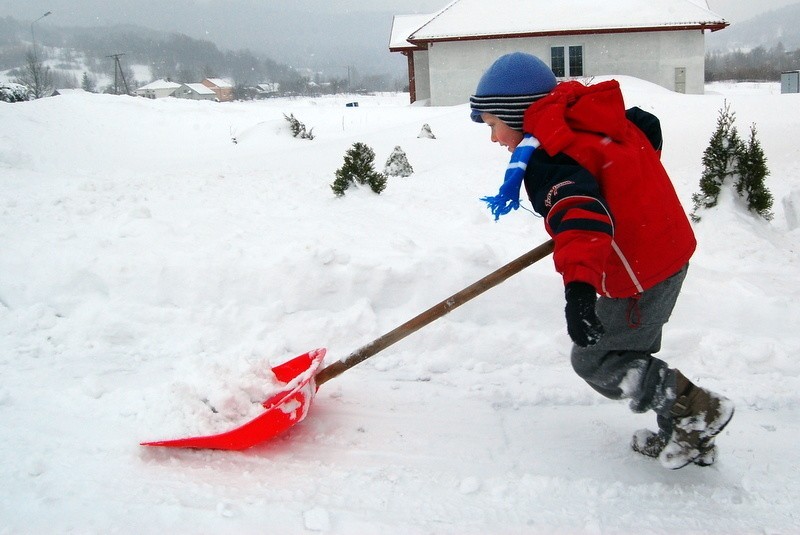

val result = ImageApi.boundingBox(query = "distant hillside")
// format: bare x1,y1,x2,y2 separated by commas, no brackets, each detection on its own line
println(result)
0,2,412,83
707,3,800,52
0,16,298,91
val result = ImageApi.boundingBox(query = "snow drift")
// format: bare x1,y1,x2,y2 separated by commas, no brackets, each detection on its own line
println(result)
1,78,799,533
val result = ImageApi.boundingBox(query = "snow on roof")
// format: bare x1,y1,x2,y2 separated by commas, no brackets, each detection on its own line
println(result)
408,0,727,43
389,14,434,51
204,78,233,88
182,83,216,95
138,79,181,90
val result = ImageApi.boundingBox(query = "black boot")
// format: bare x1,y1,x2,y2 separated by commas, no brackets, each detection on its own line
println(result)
632,414,670,458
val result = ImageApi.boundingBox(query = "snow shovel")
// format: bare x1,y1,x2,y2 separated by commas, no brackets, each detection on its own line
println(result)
141,239,554,450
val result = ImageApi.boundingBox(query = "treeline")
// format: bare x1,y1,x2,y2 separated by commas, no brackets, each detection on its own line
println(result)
706,43,800,82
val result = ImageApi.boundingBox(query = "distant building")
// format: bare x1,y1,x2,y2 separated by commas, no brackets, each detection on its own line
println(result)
176,83,217,101
134,79,181,99
390,0,728,105
51,88,87,97
256,82,280,98
782,71,800,94
201,78,234,102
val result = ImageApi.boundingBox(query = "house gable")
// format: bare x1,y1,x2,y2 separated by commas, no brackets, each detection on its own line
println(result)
389,14,432,52
176,83,217,100
201,78,235,102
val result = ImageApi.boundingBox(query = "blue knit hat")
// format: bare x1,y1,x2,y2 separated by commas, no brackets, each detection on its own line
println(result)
470,52,557,131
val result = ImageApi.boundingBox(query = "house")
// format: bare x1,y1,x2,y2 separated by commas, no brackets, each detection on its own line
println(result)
134,79,181,99
389,0,728,105
51,88,85,97
256,82,280,98
176,83,217,101
201,78,234,102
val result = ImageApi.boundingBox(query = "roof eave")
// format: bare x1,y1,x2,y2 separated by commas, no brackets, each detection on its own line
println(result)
389,44,427,53
408,22,729,44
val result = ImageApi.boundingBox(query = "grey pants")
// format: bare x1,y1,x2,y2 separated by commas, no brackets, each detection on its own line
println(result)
570,264,689,417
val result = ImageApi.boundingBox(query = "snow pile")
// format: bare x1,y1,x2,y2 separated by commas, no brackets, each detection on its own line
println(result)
1,81,799,533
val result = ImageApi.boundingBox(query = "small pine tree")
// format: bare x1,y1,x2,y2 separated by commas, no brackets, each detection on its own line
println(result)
418,123,436,139
691,102,774,222
283,113,315,140
383,146,414,177
81,72,96,93
691,101,741,221
736,124,774,220
0,82,33,102
331,142,387,196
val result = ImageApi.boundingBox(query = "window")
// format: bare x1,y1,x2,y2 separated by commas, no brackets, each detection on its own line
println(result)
569,46,584,77
550,47,565,77
550,45,584,78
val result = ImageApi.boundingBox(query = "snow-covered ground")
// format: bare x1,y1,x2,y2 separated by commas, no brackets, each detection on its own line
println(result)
1,79,799,533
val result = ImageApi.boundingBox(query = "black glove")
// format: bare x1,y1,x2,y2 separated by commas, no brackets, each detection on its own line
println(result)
564,281,604,347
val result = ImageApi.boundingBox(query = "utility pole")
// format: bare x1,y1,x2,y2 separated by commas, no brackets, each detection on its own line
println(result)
107,53,130,95
30,11,52,97
30,11,51,64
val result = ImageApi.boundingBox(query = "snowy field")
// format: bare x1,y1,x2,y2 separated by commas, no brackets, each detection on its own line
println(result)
2,78,800,533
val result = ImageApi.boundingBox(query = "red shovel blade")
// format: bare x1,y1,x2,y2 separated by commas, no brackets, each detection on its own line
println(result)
141,348,326,450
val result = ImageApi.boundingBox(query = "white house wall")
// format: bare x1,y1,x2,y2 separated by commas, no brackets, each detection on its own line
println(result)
589,30,706,94
426,30,707,106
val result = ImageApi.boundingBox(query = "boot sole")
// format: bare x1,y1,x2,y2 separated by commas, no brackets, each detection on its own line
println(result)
632,429,718,467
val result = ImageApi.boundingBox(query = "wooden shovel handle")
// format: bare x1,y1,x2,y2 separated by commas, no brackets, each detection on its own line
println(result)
315,239,554,386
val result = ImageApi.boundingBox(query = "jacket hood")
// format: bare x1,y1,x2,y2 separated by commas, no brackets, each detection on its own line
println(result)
522,80,628,157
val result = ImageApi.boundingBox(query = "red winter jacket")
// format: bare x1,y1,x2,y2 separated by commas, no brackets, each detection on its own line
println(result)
522,80,696,298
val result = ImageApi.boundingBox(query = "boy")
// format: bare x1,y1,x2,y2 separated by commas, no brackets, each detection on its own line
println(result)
470,52,734,469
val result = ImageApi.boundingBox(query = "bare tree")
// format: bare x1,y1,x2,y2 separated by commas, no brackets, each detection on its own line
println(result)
15,50,53,98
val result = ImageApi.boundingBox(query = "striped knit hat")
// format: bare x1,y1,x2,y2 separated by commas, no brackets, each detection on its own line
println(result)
470,52,557,131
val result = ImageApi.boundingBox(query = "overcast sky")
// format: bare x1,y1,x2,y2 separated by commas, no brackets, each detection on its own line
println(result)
1,0,796,77
4,0,798,26
707,0,799,21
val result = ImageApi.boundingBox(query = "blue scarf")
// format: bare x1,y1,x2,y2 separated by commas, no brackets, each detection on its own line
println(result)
481,134,539,220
